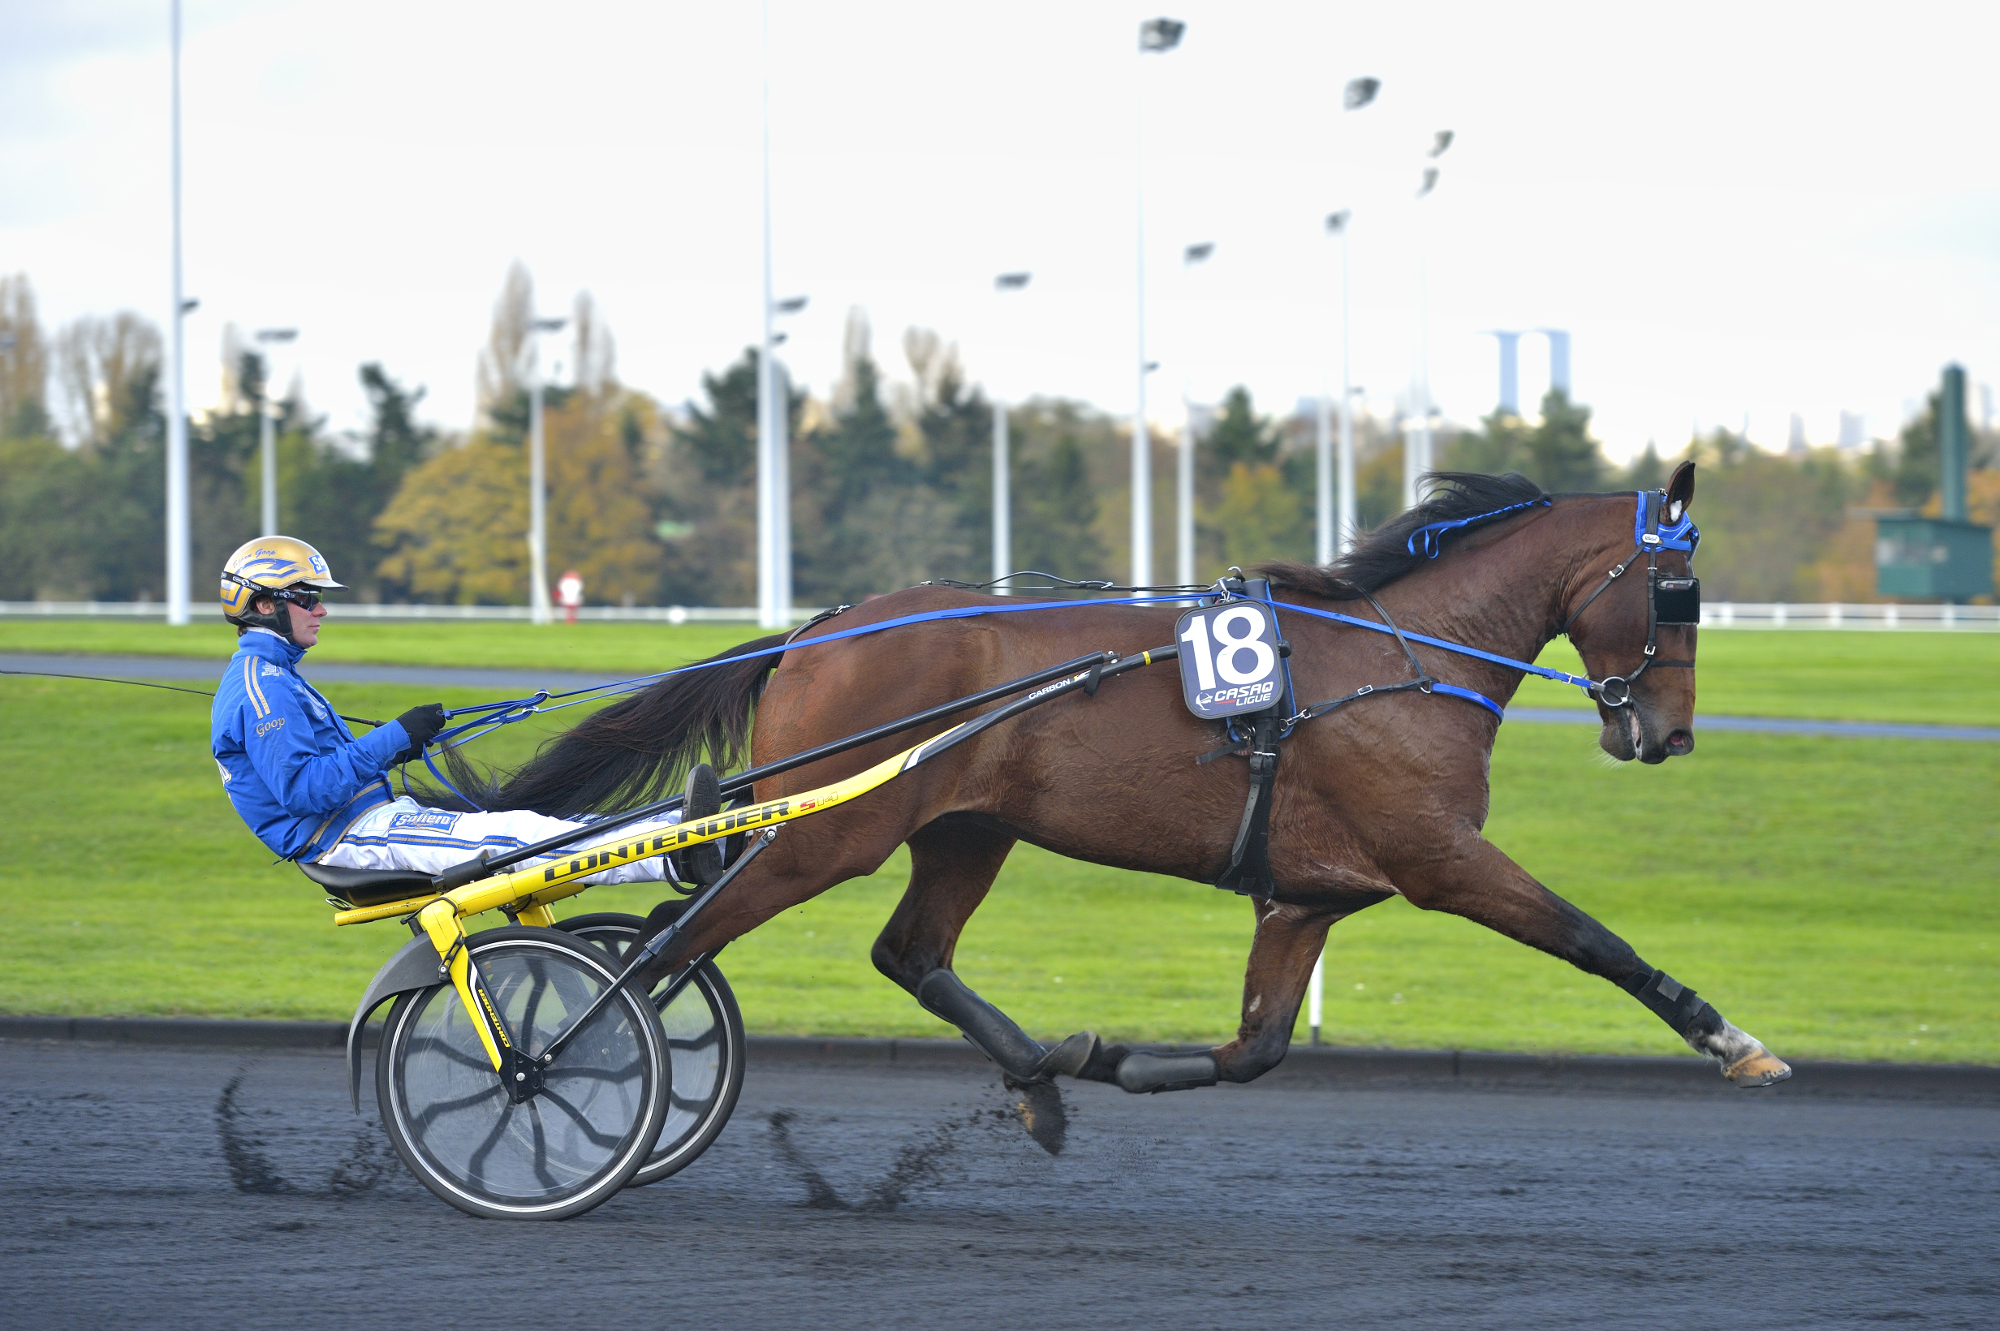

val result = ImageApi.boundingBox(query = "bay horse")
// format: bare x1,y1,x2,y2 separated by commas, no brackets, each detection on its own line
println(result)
446,463,1792,1095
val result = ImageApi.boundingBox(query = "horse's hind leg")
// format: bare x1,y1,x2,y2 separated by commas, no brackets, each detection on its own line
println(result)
1402,836,1791,1087
1084,893,1388,1094
871,817,1094,1085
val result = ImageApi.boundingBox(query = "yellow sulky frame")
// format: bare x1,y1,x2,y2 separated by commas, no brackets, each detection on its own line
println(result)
339,720,970,1071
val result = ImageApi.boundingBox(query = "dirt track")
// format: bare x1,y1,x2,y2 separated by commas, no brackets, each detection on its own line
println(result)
3,1039,1994,1330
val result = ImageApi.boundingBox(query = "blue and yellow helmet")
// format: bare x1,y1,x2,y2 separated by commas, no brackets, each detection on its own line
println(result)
220,536,343,634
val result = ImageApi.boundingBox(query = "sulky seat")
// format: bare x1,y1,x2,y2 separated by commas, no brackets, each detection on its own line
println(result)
297,859,437,907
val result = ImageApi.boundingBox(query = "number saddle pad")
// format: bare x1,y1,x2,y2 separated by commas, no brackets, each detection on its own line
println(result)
1176,600,1285,720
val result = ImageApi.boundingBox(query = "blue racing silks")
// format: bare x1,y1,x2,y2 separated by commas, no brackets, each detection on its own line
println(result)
210,630,406,858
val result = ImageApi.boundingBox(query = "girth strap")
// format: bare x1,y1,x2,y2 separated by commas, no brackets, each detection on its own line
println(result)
1214,710,1282,897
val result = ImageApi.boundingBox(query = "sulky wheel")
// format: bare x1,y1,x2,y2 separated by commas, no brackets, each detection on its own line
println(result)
557,912,746,1187
375,925,670,1220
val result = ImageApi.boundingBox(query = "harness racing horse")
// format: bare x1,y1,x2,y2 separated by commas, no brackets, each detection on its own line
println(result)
444,463,1792,1096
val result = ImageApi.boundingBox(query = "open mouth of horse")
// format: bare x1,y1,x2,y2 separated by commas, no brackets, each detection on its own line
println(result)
1600,704,1695,764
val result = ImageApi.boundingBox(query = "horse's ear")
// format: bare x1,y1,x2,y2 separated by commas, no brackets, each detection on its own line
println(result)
1666,460,1695,512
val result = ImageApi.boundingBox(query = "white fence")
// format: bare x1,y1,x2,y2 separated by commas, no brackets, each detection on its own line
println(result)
0,601,822,625
1696,602,1998,630
1,600,1996,630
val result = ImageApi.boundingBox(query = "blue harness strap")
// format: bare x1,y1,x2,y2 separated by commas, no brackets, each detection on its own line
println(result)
418,492,1694,769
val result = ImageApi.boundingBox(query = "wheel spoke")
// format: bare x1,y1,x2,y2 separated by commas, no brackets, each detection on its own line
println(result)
526,1100,560,1192
664,1028,721,1052
518,962,550,1044
406,1033,499,1072
543,1060,647,1085
461,1100,516,1187
537,1086,632,1151
408,1080,504,1131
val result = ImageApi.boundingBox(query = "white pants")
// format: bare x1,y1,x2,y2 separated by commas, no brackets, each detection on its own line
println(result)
315,796,683,886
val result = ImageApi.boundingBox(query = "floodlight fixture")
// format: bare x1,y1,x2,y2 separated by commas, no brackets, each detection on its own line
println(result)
181,298,200,314
1139,17,1185,52
1324,209,1350,236
531,317,567,334
1429,129,1455,158
1417,166,1440,198
1343,77,1380,111
255,328,297,344
774,295,808,314
995,271,1031,291
1183,242,1215,265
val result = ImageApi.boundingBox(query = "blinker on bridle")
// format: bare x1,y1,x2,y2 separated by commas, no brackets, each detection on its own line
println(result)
1561,490,1700,709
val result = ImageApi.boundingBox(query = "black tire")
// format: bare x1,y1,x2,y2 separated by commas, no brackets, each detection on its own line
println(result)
375,925,670,1220
556,912,746,1186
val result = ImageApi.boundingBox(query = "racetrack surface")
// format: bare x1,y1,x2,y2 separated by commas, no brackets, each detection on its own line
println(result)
4,1040,1994,1329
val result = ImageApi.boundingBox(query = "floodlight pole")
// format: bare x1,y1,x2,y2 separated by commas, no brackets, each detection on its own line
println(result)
756,0,785,629
992,273,1031,591
1134,18,1185,588
254,328,297,534
1407,133,1452,512
1319,212,1355,566
527,316,566,625
1177,242,1213,588
165,0,190,625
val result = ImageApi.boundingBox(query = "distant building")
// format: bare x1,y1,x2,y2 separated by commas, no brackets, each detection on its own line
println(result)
1481,331,1522,414
1837,410,1866,451
1787,413,1807,454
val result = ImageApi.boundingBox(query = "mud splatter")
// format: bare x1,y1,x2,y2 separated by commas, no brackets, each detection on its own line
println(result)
215,1074,297,1195
214,1067,391,1199
765,1109,966,1213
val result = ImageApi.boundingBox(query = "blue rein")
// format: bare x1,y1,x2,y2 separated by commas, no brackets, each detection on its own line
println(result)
410,492,1689,782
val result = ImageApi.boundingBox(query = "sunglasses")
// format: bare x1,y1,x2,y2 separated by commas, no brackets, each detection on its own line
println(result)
273,587,324,611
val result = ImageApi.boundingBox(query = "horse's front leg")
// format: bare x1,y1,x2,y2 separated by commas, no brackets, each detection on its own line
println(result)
1400,834,1791,1086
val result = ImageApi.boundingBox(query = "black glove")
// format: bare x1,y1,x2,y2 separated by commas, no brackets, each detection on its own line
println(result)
393,703,448,763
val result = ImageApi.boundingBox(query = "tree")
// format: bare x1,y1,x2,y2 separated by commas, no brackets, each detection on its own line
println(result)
906,327,993,586
794,334,929,602
1003,399,1113,581
1202,385,1282,484
655,347,801,605
0,273,52,439
1211,460,1309,571
1445,389,1607,493
1892,392,1940,509
475,260,534,428
374,439,532,604
54,312,162,452
378,275,657,607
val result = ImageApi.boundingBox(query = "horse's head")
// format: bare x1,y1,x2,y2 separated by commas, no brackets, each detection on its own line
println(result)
1564,462,1700,765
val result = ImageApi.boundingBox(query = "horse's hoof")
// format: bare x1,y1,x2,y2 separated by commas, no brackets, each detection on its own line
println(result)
1036,1031,1099,1080
1012,1081,1068,1156
1723,1048,1792,1087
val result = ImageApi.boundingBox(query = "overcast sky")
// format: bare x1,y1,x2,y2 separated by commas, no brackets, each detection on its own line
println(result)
4,1,1997,460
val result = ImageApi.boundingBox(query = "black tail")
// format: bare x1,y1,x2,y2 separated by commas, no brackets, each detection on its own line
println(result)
415,633,788,818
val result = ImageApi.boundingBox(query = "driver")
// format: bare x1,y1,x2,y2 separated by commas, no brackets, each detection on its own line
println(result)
210,536,687,885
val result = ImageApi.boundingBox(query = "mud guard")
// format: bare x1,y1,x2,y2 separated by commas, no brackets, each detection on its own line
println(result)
347,934,449,1113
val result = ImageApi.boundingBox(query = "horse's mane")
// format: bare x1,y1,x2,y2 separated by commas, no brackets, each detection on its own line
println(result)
1260,470,1548,600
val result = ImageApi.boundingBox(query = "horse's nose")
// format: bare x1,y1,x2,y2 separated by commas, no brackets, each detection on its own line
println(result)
1665,728,1695,757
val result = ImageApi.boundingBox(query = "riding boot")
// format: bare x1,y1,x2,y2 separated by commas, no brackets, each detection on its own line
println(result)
677,762,726,888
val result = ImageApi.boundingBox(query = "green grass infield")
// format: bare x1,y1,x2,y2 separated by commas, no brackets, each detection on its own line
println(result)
1,669,1991,1063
